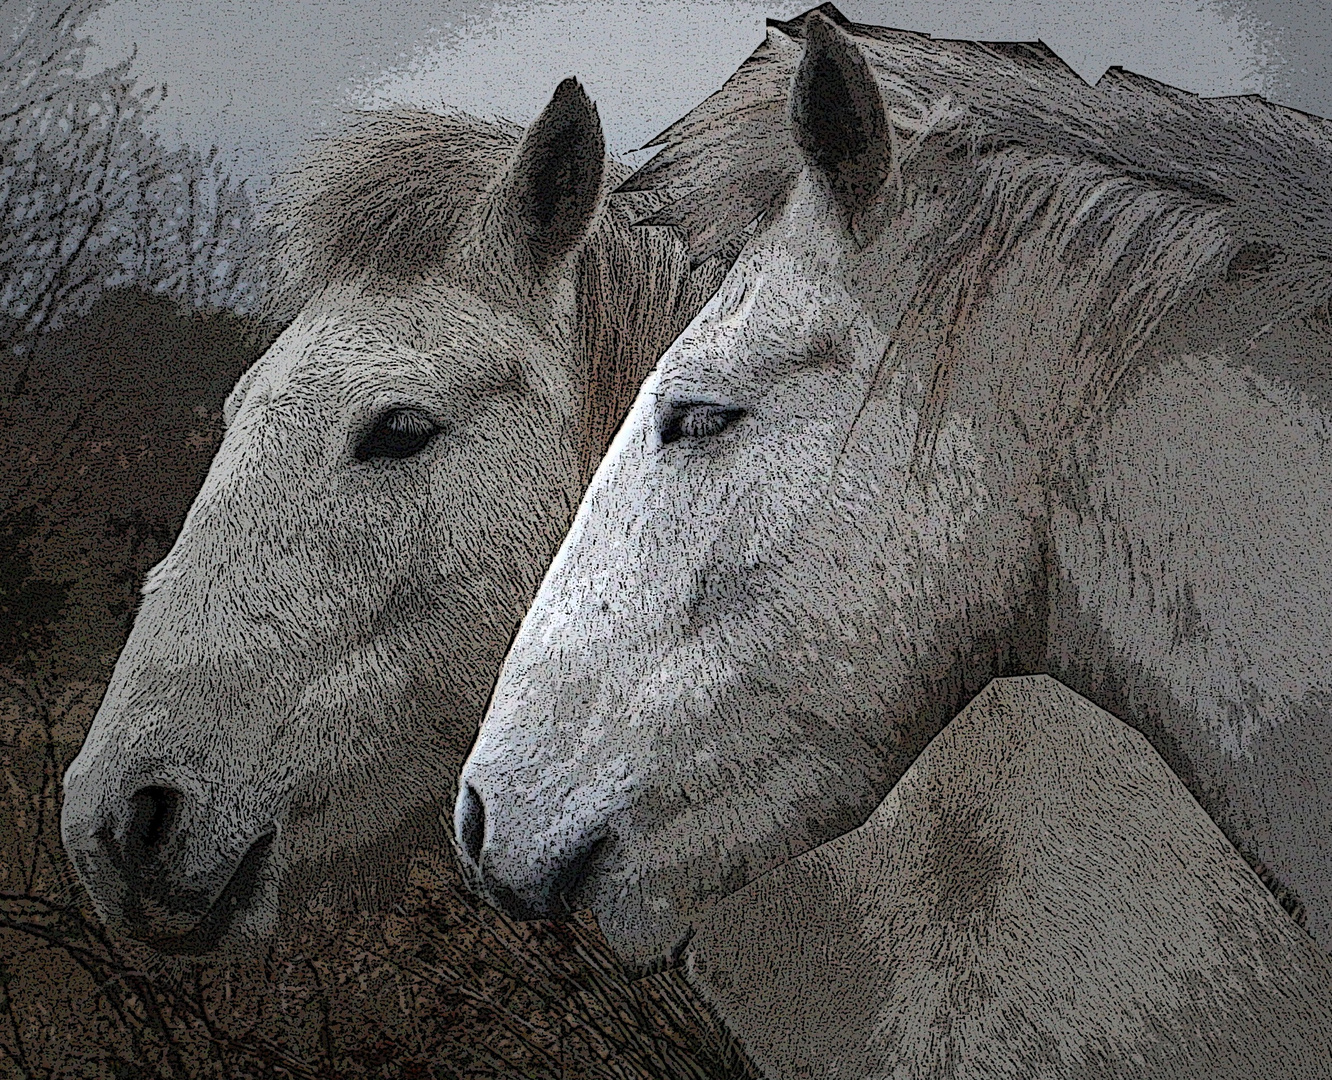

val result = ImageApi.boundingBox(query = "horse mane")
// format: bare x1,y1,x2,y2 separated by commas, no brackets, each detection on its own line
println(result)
259,107,729,483
620,4,1332,451
624,4,1332,264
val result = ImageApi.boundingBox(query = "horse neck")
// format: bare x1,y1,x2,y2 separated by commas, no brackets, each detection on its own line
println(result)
1039,265,1332,943
863,184,1243,725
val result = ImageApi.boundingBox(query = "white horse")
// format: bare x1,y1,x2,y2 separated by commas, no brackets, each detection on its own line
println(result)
688,676,1332,1077
59,78,727,956
457,2,1332,984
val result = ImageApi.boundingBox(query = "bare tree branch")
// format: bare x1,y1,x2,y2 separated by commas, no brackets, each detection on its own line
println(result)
0,1,262,348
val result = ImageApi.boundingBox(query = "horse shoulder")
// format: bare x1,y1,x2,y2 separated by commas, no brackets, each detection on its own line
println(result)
685,676,1332,1079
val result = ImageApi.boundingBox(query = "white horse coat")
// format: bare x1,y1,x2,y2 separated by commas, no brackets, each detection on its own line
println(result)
687,677,1332,1078
460,6,1332,966
455,6,1332,1064
59,80,726,955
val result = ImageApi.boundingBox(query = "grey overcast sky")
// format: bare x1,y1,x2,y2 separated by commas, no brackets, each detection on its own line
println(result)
82,0,1331,188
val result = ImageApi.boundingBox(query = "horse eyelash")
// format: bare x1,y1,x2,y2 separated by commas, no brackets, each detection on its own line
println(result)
354,407,443,461
659,402,747,446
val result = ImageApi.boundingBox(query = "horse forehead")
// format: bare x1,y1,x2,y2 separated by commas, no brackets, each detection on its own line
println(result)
729,188,852,318
309,279,538,341
681,243,851,367
274,284,542,382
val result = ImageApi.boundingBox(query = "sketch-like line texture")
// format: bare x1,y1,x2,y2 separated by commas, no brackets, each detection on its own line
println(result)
58,78,730,957
691,676,1332,1078
458,3,1332,1070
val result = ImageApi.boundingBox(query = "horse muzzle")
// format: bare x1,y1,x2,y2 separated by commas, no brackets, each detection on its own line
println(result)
452,780,608,922
62,768,278,955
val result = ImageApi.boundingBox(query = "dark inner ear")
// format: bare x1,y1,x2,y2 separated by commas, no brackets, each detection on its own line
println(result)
507,77,606,275
790,12,890,222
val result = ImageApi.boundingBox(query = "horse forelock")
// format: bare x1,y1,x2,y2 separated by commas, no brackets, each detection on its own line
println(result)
259,109,522,322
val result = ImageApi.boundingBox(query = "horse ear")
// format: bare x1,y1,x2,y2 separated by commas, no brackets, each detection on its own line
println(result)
499,77,606,279
790,11,890,227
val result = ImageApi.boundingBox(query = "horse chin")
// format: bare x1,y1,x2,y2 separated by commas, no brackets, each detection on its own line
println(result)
592,895,699,982
129,836,282,961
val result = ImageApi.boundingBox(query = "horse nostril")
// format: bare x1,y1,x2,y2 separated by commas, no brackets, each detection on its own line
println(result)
548,833,605,917
126,785,182,858
458,784,486,866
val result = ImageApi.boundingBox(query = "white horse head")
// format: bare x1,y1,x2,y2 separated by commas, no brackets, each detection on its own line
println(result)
60,78,726,957
459,9,1332,974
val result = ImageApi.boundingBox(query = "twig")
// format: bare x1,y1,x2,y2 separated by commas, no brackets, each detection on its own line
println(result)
0,963,34,1080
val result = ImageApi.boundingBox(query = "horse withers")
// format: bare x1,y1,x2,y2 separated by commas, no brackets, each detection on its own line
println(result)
59,79,727,956
457,3,1332,980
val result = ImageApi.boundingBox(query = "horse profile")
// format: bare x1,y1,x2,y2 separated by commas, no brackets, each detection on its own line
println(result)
59,78,728,956
457,0,1332,986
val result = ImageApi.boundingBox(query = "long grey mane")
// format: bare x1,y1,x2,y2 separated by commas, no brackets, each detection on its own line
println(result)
625,4,1332,262
258,107,729,481
621,4,1332,448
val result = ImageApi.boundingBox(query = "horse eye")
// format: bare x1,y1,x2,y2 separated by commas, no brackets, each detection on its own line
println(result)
659,403,746,447
355,408,441,462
